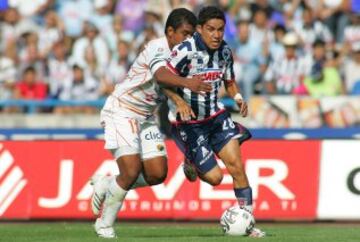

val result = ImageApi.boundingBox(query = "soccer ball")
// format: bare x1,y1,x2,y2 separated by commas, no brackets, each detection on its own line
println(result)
220,206,255,236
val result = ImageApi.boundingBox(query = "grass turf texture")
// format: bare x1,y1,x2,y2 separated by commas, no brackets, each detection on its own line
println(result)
0,222,359,242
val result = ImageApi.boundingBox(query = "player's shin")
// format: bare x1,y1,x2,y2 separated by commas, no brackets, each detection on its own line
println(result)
234,186,253,213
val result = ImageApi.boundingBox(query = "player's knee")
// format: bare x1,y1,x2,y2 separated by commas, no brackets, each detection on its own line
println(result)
146,174,166,186
205,172,223,186
122,169,142,183
145,171,167,185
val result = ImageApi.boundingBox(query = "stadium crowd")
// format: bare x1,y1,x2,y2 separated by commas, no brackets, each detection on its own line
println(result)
0,0,360,113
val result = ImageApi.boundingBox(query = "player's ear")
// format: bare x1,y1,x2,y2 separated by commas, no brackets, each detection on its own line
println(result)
196,24,202,34
166,26,174,37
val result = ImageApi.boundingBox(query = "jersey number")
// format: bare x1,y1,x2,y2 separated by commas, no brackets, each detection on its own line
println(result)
222,118,235,130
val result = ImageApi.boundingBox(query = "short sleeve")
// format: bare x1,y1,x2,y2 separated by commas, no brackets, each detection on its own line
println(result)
145,43,169,75
223,47,235,84
166,41,192,77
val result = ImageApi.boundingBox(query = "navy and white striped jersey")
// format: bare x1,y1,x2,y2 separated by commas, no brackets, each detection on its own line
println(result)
167,32,235,122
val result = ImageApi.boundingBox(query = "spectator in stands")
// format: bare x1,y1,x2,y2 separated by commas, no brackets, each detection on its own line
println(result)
8,0,52,19
101,39,132,96
343,42,360,94
234,20,266,100
144,4,165,37
315,0,349,44
18,32,47,81
344,11,360,50
249,9,274,45
311,39,327,65
83,45,104,80
114,0,146,34
229,0,252,22
264,32,311,94
71,21,109,71
303,61,343,97
265,24,286,61
0,50,16,102
133,24,159,53
55,63,99,114
47,40,72,99
90,0,114,37
14,66,47,100
250,0,275,19
58,0,94,37
103,15,134,54
0,8,38,60
294,6,333,54
37,10,64,58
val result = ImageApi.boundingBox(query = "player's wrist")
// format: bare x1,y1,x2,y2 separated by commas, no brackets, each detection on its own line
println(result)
233,93,243,101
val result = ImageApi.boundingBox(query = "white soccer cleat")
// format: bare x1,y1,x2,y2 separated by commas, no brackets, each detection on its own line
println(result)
90,175,111,216
248,227,266,238
94,218,117,238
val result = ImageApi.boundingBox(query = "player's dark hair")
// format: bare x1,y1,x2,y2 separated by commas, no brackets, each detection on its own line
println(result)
198,6,226,26
165,8,197,34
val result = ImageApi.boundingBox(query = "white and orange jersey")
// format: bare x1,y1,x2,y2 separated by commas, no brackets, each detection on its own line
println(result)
108,37,170,120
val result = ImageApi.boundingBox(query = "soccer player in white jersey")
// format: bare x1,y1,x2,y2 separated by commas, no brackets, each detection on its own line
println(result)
165,6,265,237
92,8,212,238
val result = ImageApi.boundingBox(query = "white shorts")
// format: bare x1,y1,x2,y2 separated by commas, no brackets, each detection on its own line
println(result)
100,104,167,160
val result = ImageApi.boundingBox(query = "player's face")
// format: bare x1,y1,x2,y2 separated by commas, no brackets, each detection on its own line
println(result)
168,23,194,48
197,19,225,50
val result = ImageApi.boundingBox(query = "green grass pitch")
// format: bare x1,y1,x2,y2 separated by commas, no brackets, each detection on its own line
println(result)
0,222,359,242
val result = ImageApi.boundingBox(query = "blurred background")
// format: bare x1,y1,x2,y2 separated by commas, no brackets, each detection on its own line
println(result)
0,0,359,222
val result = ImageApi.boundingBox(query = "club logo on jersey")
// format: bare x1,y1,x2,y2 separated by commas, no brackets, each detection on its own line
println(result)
189,52,201,59
219,60,226,68
157,144,165,151
180,131,187,142
171,50,178,58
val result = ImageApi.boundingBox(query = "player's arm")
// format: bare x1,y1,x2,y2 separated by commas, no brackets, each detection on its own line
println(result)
145,41,212,94
224,80,248,117
154,41,212,94
223,47,247,117
154,67,212,94
162,87,195,121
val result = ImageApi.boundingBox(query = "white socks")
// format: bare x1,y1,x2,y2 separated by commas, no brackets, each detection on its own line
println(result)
100,177,127,227
97,173,148,228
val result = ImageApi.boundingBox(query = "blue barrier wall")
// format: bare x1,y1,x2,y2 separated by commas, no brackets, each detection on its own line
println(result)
1,128,360,140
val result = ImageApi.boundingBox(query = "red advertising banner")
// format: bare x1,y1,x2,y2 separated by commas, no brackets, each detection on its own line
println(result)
0,140,320,220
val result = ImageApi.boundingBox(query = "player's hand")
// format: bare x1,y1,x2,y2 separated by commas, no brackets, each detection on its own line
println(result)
175,100,195,121
236,99,248,117
186,76,212,95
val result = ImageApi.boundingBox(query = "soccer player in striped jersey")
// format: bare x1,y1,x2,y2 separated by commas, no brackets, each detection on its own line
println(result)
91,8,211,238
165,6,265,237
